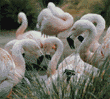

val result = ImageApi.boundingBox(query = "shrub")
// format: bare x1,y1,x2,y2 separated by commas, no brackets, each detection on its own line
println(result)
90,0,110,27
0,0,40,30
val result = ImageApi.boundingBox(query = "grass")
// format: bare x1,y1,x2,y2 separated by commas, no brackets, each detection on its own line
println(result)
6,54,110,99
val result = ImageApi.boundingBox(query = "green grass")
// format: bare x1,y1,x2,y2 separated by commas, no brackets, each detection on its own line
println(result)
7,55,110,99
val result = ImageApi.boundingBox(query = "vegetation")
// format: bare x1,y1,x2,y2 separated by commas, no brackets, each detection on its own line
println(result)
6,55,110,99
0,0,40,30
89,0,110,27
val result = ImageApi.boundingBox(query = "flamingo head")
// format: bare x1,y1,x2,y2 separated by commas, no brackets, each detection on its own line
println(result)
18,12,27,24
43,40,53,60
67,19,95,49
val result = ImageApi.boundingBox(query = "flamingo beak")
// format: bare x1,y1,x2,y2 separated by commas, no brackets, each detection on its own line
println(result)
77,36,84,42
22,53,25,57
66,36,75,49
45,54,51,60
37,55,44,65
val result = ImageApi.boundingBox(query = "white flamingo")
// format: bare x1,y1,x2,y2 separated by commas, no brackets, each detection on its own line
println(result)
37,3,73,36
103,26,110,43
43,37,64,77
0,39,41,98
67,19,110,70
37,2,65,30
79,13,106,52
5,12,56,64
43,37,99,90
47,2,65,20
41,12,73,36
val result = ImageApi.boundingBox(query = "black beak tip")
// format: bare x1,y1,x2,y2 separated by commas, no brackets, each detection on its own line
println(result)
37,55,44,65
78,36,84,42
45,54,51,60
22,53,25,57
66,37,75,49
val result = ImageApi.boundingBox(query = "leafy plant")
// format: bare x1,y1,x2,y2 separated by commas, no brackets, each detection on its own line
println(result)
0,0,39,30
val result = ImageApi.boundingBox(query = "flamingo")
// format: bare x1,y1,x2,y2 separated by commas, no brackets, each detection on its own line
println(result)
0,39,41,98
37,2,65,30
47,2,65,21
37,2,73,36
5,12,56,65
103,26,110,43
79,13,106,52
43,37,99,89
43,37,64,77
41,12,73,36
67,20,110,70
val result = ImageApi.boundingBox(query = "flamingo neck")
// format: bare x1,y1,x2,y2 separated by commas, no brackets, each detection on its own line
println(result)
41,13,73,35
16,16,28,38
48,4,65,20
4,40,18,56
56,13,74,31
48,38,64,76
81,14,105,40
79,25,98,63
12,41,25,84
103,26,110,43
93,15,105,40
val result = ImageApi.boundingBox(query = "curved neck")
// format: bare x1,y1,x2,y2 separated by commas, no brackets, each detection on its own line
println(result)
103,26,110,42
81,14,105,40
47,38,64,77
79,26,98,63
4,40,18,56
42,13,73,35
54,13,73,31
12,41,25,84
49,5,65,20
16,16,28,38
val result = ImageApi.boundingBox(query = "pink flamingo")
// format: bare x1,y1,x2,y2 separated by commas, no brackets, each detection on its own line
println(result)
43,37,64,77
0,39,41,98
37,2,73,36
67,20,110,70
43,37,99,87
79,13,106,52
103,26,110,43
5,12,56,63
37,2,65,30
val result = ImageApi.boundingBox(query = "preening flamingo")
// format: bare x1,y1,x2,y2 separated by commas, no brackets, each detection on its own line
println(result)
80,13,106,52
37,2,65,30
37,3,73,36
67,20,110,70
0,39,41,98
47,2,65,20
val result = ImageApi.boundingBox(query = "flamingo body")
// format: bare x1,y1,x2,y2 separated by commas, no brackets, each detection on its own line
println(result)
67,20,110,70
1,39,41,98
